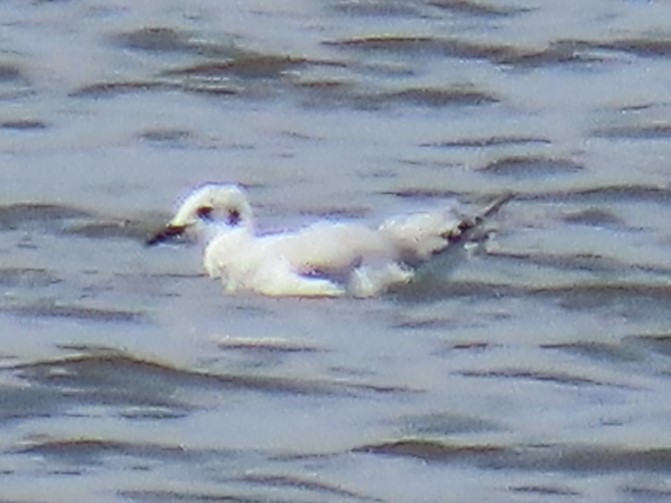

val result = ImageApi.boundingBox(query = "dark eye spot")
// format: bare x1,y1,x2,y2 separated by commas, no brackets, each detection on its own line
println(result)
227,209,241,226
197,206,213,220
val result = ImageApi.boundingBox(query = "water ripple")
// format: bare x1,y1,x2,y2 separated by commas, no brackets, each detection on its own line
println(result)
354,439,671,473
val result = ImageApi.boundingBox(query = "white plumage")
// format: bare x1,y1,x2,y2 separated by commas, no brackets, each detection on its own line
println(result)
148,184,510,298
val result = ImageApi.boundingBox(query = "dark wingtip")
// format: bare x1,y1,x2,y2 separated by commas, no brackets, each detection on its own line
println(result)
481,191,515,220
441,192,515,246
145,225,186,246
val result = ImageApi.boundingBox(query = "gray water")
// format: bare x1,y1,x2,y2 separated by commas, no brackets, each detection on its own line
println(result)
2,0,671,501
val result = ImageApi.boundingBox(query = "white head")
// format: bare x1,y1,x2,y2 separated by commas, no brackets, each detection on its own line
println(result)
147,184,253,245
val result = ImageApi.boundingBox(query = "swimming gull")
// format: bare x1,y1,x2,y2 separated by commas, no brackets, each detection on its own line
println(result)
147,184,512,298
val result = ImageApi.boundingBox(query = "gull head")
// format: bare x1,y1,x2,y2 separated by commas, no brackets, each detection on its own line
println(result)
147,184,253,245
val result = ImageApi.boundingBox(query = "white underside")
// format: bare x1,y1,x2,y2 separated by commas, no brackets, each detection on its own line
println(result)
202,207,462,298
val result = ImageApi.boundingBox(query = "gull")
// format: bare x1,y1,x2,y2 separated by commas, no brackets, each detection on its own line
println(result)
147,184,512,298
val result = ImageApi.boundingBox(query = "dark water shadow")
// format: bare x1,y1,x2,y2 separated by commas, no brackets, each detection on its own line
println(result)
372,86,498,107
109,27,240,59
421,135,551,149
561,208,625,229
393,273,671,325
15,437,208,467
69,81,178,98
509,484,581,497
428,0,533,17
232,473,383,502
299,83,498,111
327,0,532,19
455,368,628,389
478,156,583,179
0,267,61,288
537,283,671,317
0,384,70,423
0,63,23,82
0,203,93,231
398,411,502,436
76,29,509,110
353,438,671,473
119,489,290,503
0,198,173,243
328,0,424,18
626,333,671,359
392,278,514,304
1,301,145,323
325,36,606,68
518,185,671,205
591,37,671,58
161,54,317,80
621,485,671,501
136,128,194,148
1,120,48,131
9,347,413,418
540,341,645,365
538,334,671,383
0,62,33,100
593,123,671,140
489,250,669,276
63,216,167,241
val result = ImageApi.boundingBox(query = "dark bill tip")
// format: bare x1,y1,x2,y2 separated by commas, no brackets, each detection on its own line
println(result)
146,224,186,246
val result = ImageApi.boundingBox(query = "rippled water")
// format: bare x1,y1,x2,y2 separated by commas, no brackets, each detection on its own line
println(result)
2,0,671,501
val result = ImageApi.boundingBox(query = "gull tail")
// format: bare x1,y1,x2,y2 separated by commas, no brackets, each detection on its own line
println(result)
440,191,514,248
380,192,514,264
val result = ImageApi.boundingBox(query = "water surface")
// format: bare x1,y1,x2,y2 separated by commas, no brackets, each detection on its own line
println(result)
2,0,671,501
